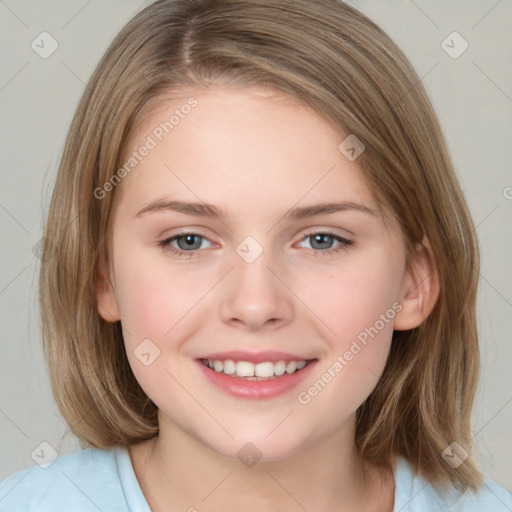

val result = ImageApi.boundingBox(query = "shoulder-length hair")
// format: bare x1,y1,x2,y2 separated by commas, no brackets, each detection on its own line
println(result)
40,0,482,492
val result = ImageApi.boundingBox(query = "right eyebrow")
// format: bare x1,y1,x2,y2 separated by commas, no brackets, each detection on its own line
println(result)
136,200,226,219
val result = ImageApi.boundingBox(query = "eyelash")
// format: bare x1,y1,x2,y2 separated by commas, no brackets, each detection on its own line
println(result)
158,230,354,258
301,229,354,256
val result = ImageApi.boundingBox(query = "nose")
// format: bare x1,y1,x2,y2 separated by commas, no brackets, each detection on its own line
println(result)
219,251,295,332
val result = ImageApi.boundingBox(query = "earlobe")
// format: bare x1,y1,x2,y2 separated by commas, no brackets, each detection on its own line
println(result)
394,240,439,331
95,254,121,323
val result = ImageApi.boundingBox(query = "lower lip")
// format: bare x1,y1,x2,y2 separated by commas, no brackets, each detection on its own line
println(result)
196,360,317,400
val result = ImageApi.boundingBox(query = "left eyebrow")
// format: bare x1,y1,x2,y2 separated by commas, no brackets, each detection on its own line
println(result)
283,201,377,221
135,199,377,220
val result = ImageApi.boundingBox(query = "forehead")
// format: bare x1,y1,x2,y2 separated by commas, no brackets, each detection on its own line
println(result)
116,86,378,219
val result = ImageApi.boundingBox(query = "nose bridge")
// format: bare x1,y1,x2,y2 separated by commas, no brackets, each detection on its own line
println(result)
219,236,294,330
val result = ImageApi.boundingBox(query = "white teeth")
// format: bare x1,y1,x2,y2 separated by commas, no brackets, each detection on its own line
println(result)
254,362,275,378
203,358,310,378
236,361,254,377
274,361,286,376
285,361,297,374
223,359,236,375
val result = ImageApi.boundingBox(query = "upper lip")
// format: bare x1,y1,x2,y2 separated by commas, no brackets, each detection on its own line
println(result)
198,350,315,364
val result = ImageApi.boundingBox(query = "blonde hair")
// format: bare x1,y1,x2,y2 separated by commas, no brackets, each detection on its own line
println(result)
40,0,482,492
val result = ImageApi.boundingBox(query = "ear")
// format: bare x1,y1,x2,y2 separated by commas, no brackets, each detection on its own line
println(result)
394,238,439,331
95,253,121,323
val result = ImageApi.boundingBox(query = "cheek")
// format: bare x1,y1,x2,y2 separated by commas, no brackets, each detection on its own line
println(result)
293,250,403,414
114,253,209,343
113,259,194,408
301,250,403,344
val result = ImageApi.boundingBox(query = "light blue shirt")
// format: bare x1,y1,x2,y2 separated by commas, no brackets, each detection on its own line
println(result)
1,446,511,511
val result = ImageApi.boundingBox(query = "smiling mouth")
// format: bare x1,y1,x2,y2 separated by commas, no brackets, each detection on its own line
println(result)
200,358,315,380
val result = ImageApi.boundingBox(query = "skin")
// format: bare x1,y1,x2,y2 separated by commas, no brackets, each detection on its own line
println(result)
96,86,438,511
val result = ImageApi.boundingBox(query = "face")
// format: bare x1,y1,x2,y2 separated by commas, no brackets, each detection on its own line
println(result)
98,86,415,461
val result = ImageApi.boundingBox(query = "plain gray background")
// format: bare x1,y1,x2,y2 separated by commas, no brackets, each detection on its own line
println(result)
1,0,511,491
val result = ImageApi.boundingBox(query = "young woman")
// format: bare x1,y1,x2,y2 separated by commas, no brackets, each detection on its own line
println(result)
1,1,510,510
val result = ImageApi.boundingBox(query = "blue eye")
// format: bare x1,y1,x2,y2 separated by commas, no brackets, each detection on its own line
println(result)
159,233,212,257
299,231,354,255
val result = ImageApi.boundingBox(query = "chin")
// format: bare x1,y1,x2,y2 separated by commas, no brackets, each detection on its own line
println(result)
199,428,314,466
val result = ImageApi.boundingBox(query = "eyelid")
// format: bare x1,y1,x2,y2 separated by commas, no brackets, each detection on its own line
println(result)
299,226,352,240
165,231,212,242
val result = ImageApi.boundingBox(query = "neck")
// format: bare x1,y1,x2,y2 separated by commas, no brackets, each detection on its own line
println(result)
129,415,394,512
